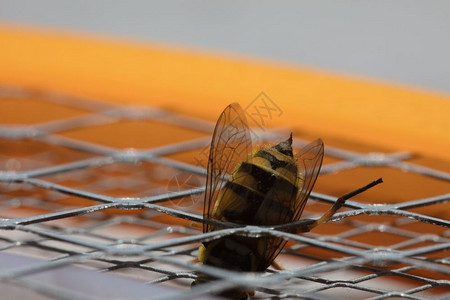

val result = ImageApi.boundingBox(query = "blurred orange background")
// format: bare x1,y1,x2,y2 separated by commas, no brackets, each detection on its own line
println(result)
0,25,449,162
0,24,449,297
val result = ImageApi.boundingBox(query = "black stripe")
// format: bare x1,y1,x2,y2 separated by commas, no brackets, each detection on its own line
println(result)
255,149,297,173
222,181,264,222
224,181,263,206
272,143,293,156
205,236,268,272
238,162,296,194
222,181,295,225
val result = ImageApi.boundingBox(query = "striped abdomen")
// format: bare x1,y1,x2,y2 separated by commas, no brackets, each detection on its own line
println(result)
200,136,299,272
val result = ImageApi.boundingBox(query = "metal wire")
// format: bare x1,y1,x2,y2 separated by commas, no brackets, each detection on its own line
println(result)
0,86,448,299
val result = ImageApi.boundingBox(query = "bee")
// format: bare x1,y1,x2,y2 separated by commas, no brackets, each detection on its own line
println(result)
194,103,381,298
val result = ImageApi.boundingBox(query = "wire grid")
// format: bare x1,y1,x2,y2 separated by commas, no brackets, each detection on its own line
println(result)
0,86,449,300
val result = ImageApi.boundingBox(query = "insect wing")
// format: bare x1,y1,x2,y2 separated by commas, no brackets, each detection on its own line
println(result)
260,138,324,268
293,138,324,221
203,103,252,233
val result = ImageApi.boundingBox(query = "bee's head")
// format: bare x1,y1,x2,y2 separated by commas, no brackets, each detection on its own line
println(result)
271,133,293,157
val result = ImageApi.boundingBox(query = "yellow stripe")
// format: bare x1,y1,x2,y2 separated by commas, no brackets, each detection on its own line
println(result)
250,148,297,184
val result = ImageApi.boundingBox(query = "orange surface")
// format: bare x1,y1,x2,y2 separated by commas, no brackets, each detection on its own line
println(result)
0,24,449,162
0,25,448,297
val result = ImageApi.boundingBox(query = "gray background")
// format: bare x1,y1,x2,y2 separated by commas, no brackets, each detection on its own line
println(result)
0,0,449,93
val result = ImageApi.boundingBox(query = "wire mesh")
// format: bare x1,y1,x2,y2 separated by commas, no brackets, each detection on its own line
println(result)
0,86,448,300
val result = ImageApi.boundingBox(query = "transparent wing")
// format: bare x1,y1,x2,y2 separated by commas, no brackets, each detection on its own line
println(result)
203,103,252,233
260,138,324,269
292,138,324,221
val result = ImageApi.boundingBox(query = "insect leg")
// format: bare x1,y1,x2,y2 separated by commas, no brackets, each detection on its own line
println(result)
270,260,285,270
302,178,383,232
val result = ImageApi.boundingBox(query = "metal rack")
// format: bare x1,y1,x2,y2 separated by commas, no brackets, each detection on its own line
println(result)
0,86,448,299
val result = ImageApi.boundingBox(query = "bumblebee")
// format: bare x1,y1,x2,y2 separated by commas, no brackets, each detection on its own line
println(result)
195,103,381,298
